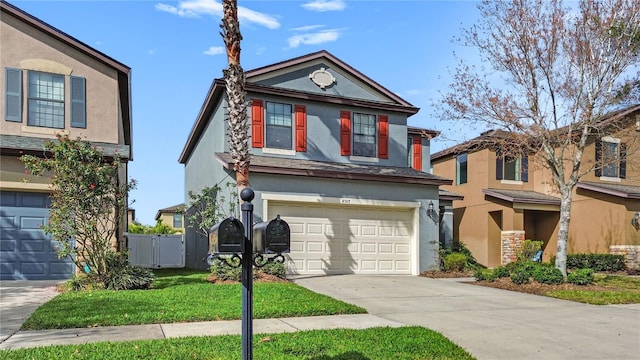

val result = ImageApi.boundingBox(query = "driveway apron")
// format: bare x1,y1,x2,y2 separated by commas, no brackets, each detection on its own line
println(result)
292,275,640,360
0,280,61,343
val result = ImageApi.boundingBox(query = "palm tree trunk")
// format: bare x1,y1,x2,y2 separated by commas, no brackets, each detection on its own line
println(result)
221,0,250,196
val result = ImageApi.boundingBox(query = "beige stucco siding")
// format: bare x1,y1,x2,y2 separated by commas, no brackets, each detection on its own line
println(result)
1,13,121,145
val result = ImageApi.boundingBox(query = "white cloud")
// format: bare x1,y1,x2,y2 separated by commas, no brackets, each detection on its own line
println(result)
203,46,224,55
291,25,325,32
156,0,280,29
288,30,340,48
302,0,346,12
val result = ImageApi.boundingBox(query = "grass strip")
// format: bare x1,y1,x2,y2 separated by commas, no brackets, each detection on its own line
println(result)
22,269,365,330
1,327,475,360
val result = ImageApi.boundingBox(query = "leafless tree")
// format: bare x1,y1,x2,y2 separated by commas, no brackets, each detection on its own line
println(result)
439,0,640,275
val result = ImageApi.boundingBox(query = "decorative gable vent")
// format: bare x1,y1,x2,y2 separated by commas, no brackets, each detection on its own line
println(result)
309,68,336,89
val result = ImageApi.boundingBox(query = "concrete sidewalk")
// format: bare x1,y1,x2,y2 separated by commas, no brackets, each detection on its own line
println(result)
0,314,403,350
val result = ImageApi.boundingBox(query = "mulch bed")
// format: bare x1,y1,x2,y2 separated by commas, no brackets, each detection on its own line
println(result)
206,272,289,284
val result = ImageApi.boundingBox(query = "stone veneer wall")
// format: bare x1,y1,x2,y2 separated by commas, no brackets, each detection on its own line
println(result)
501,231,526,265
609,245,640,271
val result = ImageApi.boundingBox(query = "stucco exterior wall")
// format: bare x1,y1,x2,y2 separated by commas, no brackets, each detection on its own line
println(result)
1,13,122,145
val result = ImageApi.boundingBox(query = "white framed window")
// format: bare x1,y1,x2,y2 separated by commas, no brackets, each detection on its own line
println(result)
265,101,293,150
597,137,626,180
28,71,65,129
352,112,376,157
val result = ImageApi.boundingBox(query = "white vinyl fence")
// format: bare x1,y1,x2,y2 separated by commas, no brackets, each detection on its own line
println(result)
127,234,185,268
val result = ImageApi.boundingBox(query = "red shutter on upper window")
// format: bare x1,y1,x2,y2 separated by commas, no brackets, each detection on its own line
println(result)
251,99,264,148
295,105,307,152
340,110,351,156
378,115,389,159
412,136,422,171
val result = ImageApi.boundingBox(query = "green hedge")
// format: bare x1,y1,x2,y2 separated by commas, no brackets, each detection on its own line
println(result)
565,254,625,272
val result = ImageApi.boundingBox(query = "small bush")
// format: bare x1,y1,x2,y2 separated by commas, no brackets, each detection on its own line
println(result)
474,268,497,282
510,269,531,284
260,260,286,279
62,274,103,291
493,266,511,278
439,241,481,271
532,266,564,285
567,268,594,285
102,251,155,290
444,253,467,272
516,240,543,262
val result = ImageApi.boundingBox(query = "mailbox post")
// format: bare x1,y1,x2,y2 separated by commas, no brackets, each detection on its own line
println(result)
207,188,290,360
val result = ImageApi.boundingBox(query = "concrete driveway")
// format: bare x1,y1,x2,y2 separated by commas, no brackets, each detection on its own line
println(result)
0,280,62,343
292,275,640,360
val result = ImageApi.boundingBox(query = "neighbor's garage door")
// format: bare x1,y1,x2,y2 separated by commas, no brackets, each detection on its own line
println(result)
268,202,413,275
0,192,73,280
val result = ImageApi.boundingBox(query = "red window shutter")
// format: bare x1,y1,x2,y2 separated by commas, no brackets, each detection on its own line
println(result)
340,110,351,156
412,136,422,171
251,99,264,148
295,105,307,152
378,115,389,159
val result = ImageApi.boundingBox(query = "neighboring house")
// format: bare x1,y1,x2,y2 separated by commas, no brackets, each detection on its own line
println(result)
155,204,185,232
0,1,132,280
179,50,452,274
431,105,640,268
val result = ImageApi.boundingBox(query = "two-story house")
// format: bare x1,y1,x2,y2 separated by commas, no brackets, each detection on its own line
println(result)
179,50,451,274
431,105,640,268
155,204,185,233
0,1,132,280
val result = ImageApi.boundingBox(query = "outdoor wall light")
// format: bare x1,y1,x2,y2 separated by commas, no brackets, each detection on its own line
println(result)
632,212,640,231
427,201,438,223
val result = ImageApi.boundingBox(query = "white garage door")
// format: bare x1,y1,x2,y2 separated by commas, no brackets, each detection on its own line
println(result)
268,201,414,275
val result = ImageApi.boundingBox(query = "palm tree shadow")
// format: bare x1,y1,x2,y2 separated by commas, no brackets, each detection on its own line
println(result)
323,217,357,274
310,351,370,360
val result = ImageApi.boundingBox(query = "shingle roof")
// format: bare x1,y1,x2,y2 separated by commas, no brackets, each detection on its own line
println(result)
482,188,561,206
577,182,640,199
439,189,464,201
215,152,452,186
0,134,131,159
155,204,185,221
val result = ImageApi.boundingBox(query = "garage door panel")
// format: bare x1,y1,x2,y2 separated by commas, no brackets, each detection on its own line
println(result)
271,201,413,275
0,192,72,280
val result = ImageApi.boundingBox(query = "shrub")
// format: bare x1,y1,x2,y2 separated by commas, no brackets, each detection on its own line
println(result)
516,239,543,262
566,254,625,272
444,253,467,272
532,266,564,284
474,268,497,282
62,274,102,292
493,266,511,278
510,269,531,284
260,260,287,279
567,268,594,285
439,241,481,271
102,251,155,290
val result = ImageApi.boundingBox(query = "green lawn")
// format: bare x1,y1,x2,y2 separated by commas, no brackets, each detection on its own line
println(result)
545,274,640,305
22,269,366,330
0,327,475,360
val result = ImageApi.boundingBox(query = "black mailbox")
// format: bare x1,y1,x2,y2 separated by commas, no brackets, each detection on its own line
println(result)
253,215,290,254
209,217,245,254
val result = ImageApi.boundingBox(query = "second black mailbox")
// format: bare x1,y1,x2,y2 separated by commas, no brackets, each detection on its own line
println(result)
253,215,290,254
209,217,245,254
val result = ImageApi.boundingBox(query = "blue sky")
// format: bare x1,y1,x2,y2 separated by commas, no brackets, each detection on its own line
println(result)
9,0,483,225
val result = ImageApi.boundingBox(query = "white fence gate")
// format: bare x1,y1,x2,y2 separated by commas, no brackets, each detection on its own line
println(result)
127,234,185,268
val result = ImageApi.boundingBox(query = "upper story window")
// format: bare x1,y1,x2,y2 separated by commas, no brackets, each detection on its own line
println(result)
4,67,86,129
251,99,306,153
173,213,183,229
265,101,292,150
28,71,65,129
496,150,528,183
596,138,626,180
340,111,388,160
456,153,468,185
352,113,376,157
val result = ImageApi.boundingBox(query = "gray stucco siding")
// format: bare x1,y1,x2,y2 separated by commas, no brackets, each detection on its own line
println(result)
253,63,390,103
248,93,411,167
183,100,229,199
